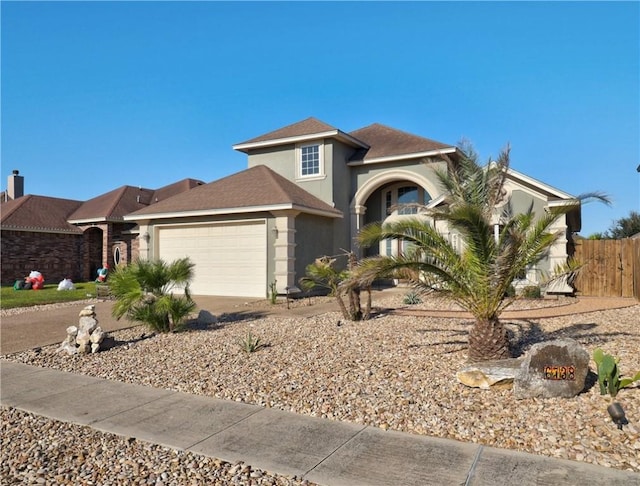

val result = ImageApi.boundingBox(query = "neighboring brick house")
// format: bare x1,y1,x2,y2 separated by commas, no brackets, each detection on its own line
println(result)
0,170,203,285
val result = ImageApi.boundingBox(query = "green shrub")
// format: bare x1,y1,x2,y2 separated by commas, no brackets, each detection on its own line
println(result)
521,285,541,299
269,281,277,304
237,332,266,354
504,285,516,298
403,291,422,305
109,258,196,333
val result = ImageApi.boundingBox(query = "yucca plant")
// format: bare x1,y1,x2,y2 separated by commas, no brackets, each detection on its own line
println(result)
237,331,265,354
109,258,196,333
352,143,609,362
403,291,422,305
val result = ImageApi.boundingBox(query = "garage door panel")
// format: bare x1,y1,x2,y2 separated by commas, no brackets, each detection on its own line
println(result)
157,221,266,297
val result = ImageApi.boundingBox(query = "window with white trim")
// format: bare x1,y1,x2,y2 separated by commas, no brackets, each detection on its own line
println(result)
298,143,323,178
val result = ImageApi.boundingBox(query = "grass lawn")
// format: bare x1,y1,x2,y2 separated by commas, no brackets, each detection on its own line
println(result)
1,282,99,309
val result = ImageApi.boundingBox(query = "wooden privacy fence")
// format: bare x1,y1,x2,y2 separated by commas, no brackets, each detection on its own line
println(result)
573,238,640,298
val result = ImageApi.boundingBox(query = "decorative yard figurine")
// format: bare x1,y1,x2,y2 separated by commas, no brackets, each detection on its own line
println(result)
96,264,109,282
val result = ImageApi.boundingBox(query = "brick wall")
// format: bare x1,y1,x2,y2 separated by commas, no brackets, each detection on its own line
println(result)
1,230,84,285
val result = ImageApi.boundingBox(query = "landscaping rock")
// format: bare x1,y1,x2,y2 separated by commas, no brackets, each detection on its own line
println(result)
90,327,105,344
456,358,523,389
55,305,109,355
79,306,95,317
514,338,589,399
78,316,98,335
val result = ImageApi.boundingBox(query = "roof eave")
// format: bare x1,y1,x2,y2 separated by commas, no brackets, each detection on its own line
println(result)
0,225,83,234
348,147,457,166
233,130,369,153
505,167,576,200
67,217,125,224
124,204,342,221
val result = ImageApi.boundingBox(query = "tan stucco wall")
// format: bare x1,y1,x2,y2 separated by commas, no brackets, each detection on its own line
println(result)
294,214,337,280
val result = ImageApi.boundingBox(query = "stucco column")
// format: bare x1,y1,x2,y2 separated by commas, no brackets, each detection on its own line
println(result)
351,204,367,257
546,217,573,293
273,211,299,293
138,224,152,261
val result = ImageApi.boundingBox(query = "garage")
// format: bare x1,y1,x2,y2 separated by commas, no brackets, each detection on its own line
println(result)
157,220,267,297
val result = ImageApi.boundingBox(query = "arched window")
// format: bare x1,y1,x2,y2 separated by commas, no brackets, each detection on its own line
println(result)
113,246,121,266
383,184,431,216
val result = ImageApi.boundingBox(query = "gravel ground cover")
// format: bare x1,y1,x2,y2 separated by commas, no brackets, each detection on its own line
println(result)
0,407,313,485
2,294,639,482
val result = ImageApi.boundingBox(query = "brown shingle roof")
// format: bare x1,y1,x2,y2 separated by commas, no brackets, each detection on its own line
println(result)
348,123,454,161
68,178,204,222
68,186,156,222
236,117,340,145
1,195,83,233
151,178,205,204
128,165,342,218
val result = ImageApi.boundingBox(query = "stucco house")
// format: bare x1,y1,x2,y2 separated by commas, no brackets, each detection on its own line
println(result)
2,117,581,296
125,117,581,297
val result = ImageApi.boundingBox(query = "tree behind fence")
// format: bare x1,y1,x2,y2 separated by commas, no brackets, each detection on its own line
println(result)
574,238,640,298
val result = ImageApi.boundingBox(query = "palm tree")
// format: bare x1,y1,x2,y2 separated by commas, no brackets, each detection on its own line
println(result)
299,253,371,321
109,257,197,333
353,143,608,362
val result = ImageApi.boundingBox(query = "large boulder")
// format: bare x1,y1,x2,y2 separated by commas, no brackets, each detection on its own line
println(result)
514,338,589,399
456,358,523,389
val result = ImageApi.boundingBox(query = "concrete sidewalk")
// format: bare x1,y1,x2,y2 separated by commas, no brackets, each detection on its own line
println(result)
2,360,638,486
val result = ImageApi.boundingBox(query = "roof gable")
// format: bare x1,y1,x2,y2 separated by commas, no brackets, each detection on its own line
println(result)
152,178,205,204
68,185,156,223
237,117,339,145
67,178,205,223
127,165,342,219
233,117,368,153
348,123,455,163
1,195,83,233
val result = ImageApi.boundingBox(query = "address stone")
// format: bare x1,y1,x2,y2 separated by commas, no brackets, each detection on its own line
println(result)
514,338,589,399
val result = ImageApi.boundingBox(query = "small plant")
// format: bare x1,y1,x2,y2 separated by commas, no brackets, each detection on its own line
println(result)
593,348,640,398
521,285,541,299
403,291,422,305
269,280,277,305
237,332,265,354
504,285,516,298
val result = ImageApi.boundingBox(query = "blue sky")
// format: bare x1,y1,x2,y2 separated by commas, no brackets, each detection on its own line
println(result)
2,1,638,236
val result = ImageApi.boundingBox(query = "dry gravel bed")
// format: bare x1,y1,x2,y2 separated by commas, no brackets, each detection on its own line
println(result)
0,407,312,485
2,294,640,482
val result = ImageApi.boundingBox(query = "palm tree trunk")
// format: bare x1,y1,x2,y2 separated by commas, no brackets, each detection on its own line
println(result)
468,316,511,362
363,286,371,320
334,292,351,321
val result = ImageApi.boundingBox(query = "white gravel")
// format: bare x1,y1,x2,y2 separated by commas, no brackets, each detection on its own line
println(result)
2,294,640,481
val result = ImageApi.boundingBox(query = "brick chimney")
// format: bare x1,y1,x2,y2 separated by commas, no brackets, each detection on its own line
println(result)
7,170,24,200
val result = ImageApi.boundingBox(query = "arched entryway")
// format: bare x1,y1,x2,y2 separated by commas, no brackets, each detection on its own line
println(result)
350,170,440,256
83,227,104,281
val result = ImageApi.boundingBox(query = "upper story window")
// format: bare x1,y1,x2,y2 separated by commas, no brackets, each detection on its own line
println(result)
298,143,324,179
397,186,419,215
301,145,319,175
384,184,430,216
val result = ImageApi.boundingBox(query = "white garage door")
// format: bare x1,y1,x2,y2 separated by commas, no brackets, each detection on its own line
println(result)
157,220,267,297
